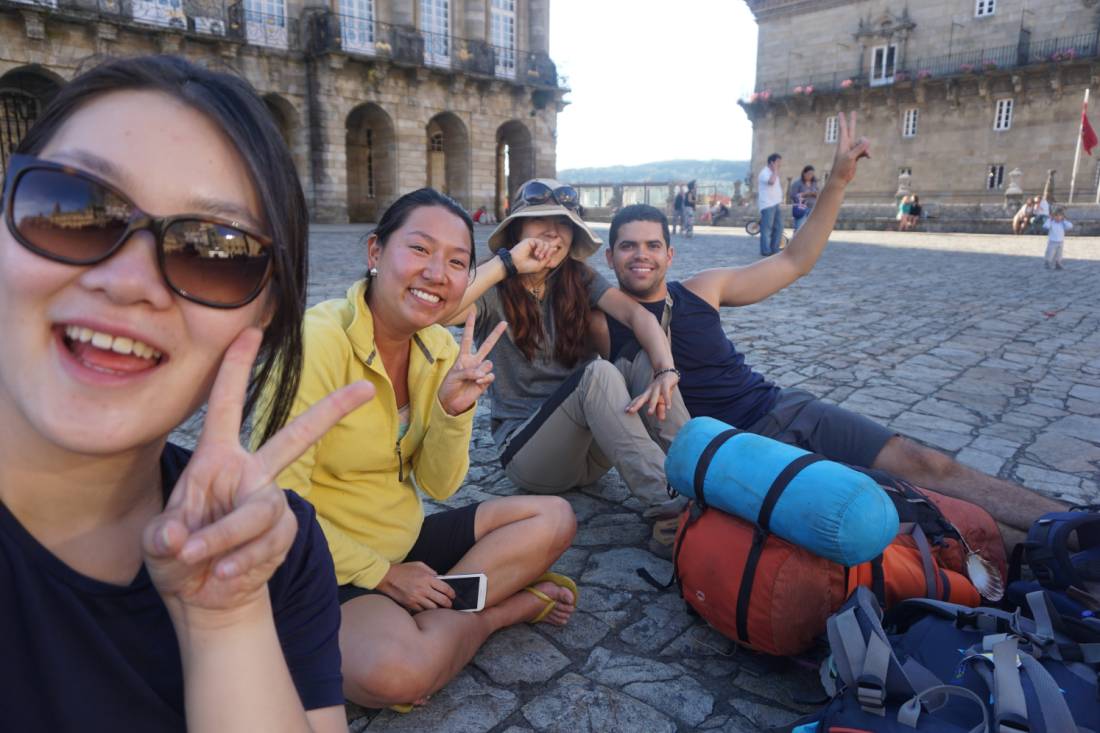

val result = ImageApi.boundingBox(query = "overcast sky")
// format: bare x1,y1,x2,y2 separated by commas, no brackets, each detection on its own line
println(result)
548,0,759,169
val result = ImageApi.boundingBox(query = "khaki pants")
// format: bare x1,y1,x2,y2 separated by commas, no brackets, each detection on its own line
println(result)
502,356,689,508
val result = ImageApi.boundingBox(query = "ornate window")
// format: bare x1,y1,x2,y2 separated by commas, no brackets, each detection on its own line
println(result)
420,0,451,67
987,164,1005,190
903,108,919,138
341,0,375,54
825,116,839,144
244,0,287,49
870,44,897,86
994,98,1013,131
491,0,517,79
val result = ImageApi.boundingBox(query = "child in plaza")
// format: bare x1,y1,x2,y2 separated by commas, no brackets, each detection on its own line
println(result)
258,189,577,713
0,55,372,732
1043,207,1073,269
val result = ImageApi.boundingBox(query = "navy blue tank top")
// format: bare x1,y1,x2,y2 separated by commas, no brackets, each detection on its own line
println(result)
608,281,780,429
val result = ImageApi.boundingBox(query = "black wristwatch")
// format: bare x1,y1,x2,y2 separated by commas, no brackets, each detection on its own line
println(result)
497,248,519,278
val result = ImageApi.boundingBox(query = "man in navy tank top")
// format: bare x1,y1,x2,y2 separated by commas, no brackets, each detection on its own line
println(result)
594,112,1064,545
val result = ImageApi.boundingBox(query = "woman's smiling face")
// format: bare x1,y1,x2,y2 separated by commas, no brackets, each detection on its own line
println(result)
366,204,473,334
0,89,272,455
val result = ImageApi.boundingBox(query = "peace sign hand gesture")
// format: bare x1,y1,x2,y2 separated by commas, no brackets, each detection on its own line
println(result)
830,111,871,187
143,328,374,620
438,312,507,416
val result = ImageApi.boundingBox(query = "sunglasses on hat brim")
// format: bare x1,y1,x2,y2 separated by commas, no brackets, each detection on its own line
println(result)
514,181,580,211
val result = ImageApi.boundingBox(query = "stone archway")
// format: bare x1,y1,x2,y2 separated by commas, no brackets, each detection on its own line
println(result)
425,111,470,208
262,93,306,180
495,119,534,220
0,65,64,177
346,103,396,223
263,94,297,152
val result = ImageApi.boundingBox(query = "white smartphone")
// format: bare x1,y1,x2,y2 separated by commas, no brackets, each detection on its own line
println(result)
437,573,487,612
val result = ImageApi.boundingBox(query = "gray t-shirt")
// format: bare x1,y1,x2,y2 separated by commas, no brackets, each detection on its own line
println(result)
474,267,613,447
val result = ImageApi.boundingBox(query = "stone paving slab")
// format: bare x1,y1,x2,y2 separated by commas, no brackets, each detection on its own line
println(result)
172,225,1100,732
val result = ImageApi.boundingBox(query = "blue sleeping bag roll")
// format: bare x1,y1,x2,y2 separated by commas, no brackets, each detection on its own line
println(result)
666,417,899,566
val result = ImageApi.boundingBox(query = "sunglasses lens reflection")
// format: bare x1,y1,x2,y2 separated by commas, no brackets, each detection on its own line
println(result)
163,220,271,306
13,168,131,263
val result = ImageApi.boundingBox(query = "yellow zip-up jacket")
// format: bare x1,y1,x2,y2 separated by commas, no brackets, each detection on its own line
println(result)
255,280,474,590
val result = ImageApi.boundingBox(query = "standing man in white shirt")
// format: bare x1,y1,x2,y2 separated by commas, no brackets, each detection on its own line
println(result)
757,153,784,256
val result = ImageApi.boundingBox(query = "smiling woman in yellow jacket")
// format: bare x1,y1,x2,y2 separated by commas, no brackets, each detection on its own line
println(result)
257,189,578,713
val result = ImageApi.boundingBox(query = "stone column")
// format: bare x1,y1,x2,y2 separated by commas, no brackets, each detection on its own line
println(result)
528,0,549,54
1004,167,1023,209
462,0,486,41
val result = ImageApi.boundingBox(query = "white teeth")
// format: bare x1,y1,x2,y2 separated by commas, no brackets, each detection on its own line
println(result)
411,288,441,304
63,325,161,361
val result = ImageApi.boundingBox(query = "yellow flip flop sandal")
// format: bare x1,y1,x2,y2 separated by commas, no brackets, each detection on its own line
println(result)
523,571,579,624
389,703,414,714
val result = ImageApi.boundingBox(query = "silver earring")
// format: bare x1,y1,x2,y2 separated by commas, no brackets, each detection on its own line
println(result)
369,266,378,277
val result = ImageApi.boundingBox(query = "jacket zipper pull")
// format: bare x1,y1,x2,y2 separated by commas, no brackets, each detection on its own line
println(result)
396,440,404,482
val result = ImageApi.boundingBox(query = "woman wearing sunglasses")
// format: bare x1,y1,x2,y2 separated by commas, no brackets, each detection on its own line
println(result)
256,189,578,713
447,178,683,517
0,56,371,732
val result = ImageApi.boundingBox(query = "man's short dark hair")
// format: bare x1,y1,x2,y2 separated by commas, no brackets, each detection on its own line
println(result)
767,153,782,165
609,204,670,250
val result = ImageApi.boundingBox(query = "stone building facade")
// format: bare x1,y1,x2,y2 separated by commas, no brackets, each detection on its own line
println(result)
742,0,1100,204
1,0,563,222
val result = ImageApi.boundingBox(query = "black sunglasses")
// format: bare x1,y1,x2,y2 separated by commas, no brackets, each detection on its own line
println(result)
515,181,580,211
2,154,273,308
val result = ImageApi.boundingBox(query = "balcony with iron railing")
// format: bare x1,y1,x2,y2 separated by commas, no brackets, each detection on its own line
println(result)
2,0,298,49
307,11,558,87
747,29,1100,103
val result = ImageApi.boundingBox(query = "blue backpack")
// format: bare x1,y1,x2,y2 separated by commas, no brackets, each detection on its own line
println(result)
1006,507,1100,621
783,587,1100,733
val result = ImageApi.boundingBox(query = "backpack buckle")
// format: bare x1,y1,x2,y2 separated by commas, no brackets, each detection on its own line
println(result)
856,676,886,714
997,717,1030,733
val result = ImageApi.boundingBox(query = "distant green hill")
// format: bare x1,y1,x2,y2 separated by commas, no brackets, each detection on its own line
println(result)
558,159,750,184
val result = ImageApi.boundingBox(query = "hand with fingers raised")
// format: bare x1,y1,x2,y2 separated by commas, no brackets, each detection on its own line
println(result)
437,312,508,417
143,327,374,621
376,561,456,612
830,111,872,187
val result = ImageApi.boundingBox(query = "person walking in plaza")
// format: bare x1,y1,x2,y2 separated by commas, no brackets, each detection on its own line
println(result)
593,112,1066,547
672,185,684,234
0,55,376,732
258,189,578,713
444,177,684,520
683,180,698,238
757,153,784,255
788,165,818,232
1043,207,1074,270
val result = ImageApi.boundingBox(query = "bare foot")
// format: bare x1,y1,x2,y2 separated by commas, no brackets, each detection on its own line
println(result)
527,580,575,626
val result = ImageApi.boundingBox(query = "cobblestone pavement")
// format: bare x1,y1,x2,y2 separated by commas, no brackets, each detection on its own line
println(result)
174,224,1100,732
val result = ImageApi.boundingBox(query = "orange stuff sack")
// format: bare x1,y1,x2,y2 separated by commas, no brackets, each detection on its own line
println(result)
671,480,1002,657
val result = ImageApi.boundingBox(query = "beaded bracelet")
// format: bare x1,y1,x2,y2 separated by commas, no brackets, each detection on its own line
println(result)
654,367,681,379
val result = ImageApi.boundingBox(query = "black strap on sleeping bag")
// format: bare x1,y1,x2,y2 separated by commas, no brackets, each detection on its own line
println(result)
638,429,741,591
735,453,825,643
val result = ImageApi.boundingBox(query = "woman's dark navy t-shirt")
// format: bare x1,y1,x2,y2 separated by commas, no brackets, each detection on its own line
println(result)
0,443,343,732
607,280,780,429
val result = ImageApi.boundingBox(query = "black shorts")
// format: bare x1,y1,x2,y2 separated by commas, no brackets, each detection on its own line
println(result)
337,502,481,606
746,388,896,469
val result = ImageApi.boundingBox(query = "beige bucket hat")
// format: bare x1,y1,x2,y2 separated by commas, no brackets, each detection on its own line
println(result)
486,178,603,259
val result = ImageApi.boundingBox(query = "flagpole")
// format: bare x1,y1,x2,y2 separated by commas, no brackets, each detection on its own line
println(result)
1069,88,1089,203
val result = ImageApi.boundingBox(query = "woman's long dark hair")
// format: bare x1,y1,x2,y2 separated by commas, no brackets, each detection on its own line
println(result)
801,165,816,184
498,218,592,368
15,55,308,446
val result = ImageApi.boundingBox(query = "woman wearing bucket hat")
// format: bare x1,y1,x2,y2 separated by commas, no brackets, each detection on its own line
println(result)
446,178,685,515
